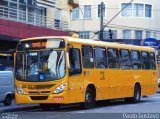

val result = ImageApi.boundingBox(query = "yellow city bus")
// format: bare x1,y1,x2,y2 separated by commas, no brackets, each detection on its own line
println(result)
14,36,158,109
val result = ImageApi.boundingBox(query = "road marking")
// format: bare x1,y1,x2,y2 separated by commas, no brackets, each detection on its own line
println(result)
45,115,60,118
127,104,137,107
153,102,160,104
151,97,160,99
112,106,124,109
144,103,152,105
95,109,106,111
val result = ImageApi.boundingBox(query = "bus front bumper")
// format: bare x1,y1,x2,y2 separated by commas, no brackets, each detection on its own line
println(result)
15,91,69,104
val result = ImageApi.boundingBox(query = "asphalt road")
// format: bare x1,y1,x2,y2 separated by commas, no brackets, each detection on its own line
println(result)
1,93,160,119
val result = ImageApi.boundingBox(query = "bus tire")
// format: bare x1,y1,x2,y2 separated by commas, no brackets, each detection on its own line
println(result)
4,94,12,106
40,104,51,110
125,84,141,103
82,87,96,109
132,84,141,103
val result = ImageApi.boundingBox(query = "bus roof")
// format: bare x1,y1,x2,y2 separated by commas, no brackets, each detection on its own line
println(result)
19,36,155,52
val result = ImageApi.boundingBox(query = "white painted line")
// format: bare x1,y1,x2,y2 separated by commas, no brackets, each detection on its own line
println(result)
45,115,60,118
127,104,138,107
151,97,160,99
93,109,106,112
144,103,152,105
153,102,160,104
112,106,124,109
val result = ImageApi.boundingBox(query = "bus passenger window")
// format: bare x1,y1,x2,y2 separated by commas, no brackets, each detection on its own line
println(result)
150,52,156,70
69,48,82,76
94,47,107,68
141,51,150,70
107,48,120,69
131,51,141,70
82,45,94,68
120,49,131,69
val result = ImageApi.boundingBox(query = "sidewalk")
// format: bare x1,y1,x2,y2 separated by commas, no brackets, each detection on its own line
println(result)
0,100,39,113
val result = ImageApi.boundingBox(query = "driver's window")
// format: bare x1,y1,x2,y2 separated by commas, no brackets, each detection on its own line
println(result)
16,53,23,80
69,48,82,76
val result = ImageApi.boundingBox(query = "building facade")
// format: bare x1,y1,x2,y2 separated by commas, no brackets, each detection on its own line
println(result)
0,0,78,50
70,0,160,41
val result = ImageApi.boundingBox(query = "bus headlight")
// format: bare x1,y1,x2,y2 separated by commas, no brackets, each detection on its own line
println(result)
53,83,67,94
16,86,26,94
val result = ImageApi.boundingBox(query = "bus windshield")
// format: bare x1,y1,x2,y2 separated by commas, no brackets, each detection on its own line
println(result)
16,50,66,82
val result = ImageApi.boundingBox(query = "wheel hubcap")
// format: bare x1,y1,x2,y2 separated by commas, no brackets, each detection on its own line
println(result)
136,90,140,100
86,93,91,103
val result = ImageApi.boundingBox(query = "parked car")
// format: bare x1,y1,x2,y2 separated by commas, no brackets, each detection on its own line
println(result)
0,71,14,106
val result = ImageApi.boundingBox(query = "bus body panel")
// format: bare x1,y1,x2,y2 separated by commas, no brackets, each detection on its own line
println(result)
14,36,158,106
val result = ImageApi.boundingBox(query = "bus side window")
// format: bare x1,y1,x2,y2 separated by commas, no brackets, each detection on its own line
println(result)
82,45,94,68
150,52,156,70
120,49,131,69
141,51,150,70
107,48,120,69
69,48,82,76
94,47,107,69
131,50,141,70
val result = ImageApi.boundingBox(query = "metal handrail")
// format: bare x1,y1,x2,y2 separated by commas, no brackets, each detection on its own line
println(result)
0,5,69,30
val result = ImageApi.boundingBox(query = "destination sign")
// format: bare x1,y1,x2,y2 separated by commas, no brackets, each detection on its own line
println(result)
17,38,65,51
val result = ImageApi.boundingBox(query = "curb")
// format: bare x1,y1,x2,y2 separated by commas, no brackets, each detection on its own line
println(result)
0,106,40,113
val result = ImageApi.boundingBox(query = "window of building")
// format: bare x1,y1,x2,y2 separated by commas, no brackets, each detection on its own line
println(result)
150,52,156,70
69,48,82,76
112,30,117,39
79,31,90,39
135,30,143,39
27,0,35,6
121,3,152,18
84,5,91,19
72,7,79,19
146,31,151,38
141,51,150,70
54,8,61,28
19,0,27,4
121,3,132,17
107,48,120,68
133,3,144,17
0,0,46,26
131,51,141,69
94,47,107,68
97,3,106,18
82,45,94,68
145,4,152,18
120,49,131,69
9,1,17,19
0,1,8,17
153,32,159,40
123,30,131,39
103,30,117,39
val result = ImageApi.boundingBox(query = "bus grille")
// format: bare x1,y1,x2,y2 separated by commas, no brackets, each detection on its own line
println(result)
23,84,55,90
28,91,51,94
30,96,48,100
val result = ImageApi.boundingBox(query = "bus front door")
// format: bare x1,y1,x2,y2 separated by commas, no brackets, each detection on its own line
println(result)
68,47,84,103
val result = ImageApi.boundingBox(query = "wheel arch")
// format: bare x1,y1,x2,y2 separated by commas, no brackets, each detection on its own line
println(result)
86,83,96,98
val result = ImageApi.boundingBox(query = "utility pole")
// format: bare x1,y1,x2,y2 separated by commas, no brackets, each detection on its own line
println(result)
100,2,105,41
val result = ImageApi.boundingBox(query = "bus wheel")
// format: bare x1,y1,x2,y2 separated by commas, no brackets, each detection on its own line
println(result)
4,94,12,106
40,104,51,110
82,88,96,109
53,104,60,110
133,84,141,103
